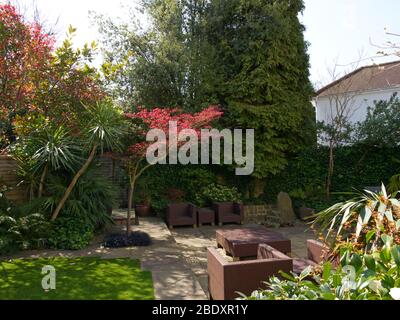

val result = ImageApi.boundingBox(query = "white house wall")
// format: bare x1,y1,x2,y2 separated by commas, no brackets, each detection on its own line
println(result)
315,87,400,125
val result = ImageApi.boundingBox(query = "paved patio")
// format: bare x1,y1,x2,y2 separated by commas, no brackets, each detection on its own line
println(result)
2,213,315,300
170,222,315,295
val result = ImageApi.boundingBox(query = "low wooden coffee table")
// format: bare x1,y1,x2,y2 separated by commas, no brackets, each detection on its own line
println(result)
216,226,291,261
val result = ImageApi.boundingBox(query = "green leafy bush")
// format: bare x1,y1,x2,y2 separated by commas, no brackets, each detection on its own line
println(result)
22,165,116,230
0,185,49,254
52,167,116,230
0,213,49,253
0,184,13,212
150,198,169,217
355,93,400,148
241,240,400,301
195,184,242,207
241,186,400,300
48,216,94,250
132,165,218,214
0,164,115,254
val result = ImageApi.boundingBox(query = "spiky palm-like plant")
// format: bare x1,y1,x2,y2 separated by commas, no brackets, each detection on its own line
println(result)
312,184,400,253
9,124,81,199
50,100,125,221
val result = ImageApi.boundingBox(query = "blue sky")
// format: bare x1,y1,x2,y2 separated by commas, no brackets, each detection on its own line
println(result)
302,0,400,86
4,0,400,85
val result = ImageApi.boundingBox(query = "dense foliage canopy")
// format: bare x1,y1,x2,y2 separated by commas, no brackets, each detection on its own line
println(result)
0,4,104,149
97,0,315,179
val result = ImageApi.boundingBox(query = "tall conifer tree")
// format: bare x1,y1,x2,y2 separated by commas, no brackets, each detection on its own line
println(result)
203,0,315,180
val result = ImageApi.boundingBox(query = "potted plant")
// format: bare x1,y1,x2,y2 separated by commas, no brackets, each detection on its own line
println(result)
134,193,152,217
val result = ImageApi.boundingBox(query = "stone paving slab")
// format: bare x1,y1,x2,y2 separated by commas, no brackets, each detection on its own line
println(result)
171,221,316,297
127,217,208,300
152,270,206,300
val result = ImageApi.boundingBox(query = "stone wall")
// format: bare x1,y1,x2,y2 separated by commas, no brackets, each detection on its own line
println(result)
0,155,27,203
243,204,281,227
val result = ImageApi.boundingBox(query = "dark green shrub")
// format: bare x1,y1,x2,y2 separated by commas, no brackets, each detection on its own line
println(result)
48,216,94,250
264,146,400,211
0,185,49,254
0,184,13,212
134,165,218,214
22,164,117,230
0,212,50,255
195,184,242,207
151,198,169,218
175,167,217,202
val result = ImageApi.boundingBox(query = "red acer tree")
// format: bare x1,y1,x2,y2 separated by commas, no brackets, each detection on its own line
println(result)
119,106,223,233
0,4,54,146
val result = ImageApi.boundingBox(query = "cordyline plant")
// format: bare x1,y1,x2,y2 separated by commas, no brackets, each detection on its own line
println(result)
50,100,125,221
312,184,400,254
113,106,223,235
9,121,81,200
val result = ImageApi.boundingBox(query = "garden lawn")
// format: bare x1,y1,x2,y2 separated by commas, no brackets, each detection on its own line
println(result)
0,257,154,300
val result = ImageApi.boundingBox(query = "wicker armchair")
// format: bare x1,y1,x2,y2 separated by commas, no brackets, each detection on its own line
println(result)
213,202,244,226
207,244,292,300
292,240,338,274
166,203,197,229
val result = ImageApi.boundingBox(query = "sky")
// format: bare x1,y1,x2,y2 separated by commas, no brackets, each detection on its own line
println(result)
301,0,400,87
3,0,400,86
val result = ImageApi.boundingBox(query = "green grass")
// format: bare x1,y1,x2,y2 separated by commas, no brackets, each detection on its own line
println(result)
0,257,154,300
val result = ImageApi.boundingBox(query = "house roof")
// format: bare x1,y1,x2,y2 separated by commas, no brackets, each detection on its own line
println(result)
315,60,400,97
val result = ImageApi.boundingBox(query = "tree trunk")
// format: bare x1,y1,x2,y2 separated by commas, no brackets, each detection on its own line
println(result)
29,184,34,201
125,161,154,235
38,164,48,198
134,190,139,226
50,144,98,221
326,144,334,199
126,180,135,237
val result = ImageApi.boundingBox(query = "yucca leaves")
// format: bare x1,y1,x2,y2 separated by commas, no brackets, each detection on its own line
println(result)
312,184,400,250
31,126,82,172
356,205,373,238
80,100,126,153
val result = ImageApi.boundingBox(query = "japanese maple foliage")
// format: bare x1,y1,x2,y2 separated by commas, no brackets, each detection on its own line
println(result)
125,105,223,158
119,105,222,232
